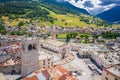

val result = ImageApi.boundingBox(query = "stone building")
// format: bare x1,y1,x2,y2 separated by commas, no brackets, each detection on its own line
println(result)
0,44,21,75
41,39,69,60
21,37,39,76
38,51,53,69
102,64,120,80
51,25,56,40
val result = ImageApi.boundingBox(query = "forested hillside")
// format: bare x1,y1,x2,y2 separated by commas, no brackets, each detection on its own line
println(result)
39,0,89,15
0,1,54,23
0,0,31,2
0,0,112,28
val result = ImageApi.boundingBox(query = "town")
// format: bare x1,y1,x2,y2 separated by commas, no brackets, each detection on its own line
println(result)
0,25,120,80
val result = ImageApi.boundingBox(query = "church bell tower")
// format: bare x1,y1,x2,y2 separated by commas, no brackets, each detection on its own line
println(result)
51,25,56,40
21,36,39,76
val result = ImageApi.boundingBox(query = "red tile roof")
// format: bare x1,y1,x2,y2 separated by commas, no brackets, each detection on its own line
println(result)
41,70,50,79
22,75,38,80
55,65,68,75
22,65,77,80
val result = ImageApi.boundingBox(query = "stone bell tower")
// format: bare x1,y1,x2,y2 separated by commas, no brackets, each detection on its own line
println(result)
51,25,56,40
21,36,39,76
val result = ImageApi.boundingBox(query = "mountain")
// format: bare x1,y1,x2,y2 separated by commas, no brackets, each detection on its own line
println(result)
39,0,89,15
0,0,31,2
0,0,89,15
0,0,112,28
97,5,120,24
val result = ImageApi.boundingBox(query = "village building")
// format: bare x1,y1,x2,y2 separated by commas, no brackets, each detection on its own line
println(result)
41,39,70,60
102,64,120,80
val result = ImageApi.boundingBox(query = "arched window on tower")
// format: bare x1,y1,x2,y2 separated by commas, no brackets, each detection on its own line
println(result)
33,44,37,50
28,44,32,51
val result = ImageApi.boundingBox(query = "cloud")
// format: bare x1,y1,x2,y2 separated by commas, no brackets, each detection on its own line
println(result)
83,1,94,8
87,4,116,15
56,0,65,2
66,0,119,15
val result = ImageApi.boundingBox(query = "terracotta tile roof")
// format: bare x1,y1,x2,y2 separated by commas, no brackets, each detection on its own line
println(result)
22,70,49,80
22,75,38,80
0,58,21,67
47,65,77,80
55,65,68,75
58,75,66,80
58,72,76,80
0,62,4,67
41,70,50,79
22,65,77,80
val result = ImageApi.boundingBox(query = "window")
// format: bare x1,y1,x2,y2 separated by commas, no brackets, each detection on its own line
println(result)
28,44,32,51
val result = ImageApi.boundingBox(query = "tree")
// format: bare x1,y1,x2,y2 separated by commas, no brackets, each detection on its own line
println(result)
18,21,24,27
65,22,67,25
0,24,7,35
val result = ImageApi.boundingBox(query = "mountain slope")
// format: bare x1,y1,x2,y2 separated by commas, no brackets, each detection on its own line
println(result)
0,0,31,2
39,0,89,15
0,0,112,28
97,5,120,23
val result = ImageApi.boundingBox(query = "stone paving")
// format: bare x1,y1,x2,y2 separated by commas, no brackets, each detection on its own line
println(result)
62,51,102,80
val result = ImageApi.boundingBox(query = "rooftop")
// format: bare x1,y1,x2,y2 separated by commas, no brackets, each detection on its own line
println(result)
93,51,120,67
0,44,21,67
44,39,66,47
0,58,21,67
79,44,109,52
107,64,120,78
71,43,109,52
39,51,52,60
22,65,77,80
24,37,38,41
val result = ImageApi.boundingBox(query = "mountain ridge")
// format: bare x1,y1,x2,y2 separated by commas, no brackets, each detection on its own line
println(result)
39,0,89,15
96,5,120,24
0,0,112,28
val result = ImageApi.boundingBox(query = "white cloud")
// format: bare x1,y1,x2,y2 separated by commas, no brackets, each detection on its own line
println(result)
66,0,117,15
87,3,116,15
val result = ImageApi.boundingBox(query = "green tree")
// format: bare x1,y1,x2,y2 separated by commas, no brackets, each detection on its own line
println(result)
18,21,24,27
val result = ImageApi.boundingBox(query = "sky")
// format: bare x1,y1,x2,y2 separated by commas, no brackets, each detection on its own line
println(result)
64,0,120,15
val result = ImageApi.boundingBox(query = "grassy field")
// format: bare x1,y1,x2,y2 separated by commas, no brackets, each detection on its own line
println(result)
112,24,120,28
2,16,30,27
1,6,119,28
57,33,91,39
42,7,99,27
57,33,68,38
